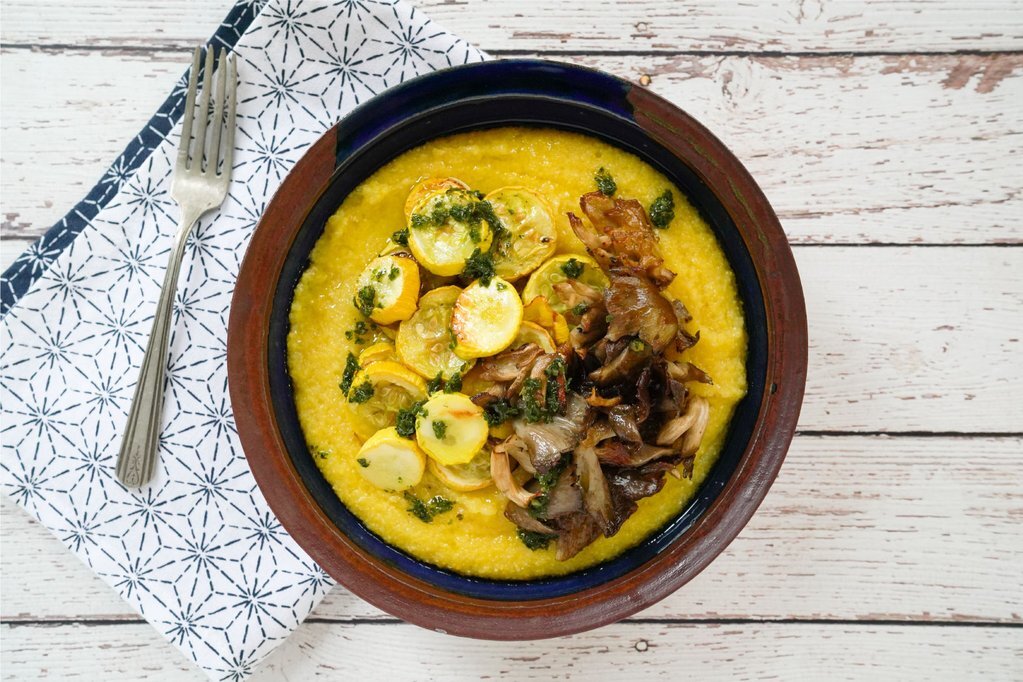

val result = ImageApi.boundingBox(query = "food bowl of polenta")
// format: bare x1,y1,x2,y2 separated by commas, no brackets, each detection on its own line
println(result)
228,59,807,639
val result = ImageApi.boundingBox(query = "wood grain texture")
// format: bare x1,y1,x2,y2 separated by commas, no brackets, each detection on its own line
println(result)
0,49,180,239
3,620,1021,681
2,0,1022,53
5,436,1021,623
5,241,1018,432
2,1,1022,679
797,247,1022,432
2,49,1021,244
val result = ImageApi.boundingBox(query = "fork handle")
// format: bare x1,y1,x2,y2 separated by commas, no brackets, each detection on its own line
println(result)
115,209,202,487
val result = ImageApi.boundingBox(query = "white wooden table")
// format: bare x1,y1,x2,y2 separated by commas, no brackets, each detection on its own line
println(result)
2,1,1022,679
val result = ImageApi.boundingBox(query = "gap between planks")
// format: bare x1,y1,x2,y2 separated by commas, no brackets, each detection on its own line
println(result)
3,50,1021,245
5,616,1022,628
3,0,1023,53
2,246,1021,432
4,437,1021,622
4,43,1023,58
3,620,1021,682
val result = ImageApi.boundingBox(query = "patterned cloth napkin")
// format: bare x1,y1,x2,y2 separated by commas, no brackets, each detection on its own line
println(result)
0,1,485,678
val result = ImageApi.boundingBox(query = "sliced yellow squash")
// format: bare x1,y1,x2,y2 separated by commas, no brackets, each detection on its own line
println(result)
358,341,398,366
345,361,428,441
403,177,468,222
428,444,493,492
522,253,609,314
373,324,397,341
396,285,474,380
354,427,426,491
485,186,557,281
354,254,421,325
511,320,556,353
415,392,489,466
407,189,494,276
522,295,570,345
451,277,524,360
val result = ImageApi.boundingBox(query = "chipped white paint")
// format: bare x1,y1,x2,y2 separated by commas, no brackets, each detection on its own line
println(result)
1,0,1022,52
3,245,1019,432
2,50,1021,244
2,0,1022,679
4,437,1021,624
2,620,1022,681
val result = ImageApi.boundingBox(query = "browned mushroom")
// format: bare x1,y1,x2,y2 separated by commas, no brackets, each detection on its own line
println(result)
552,279,603,311
607,405,643,443
570,192,676,288
669,299,701,351
542,465,584,518
554,512,601,561
595,441,676,468
569,303,609,350
500,432,536,474
478,343,544,383
574,431,615,535
469,383,506,408
491,438,537,508
504,502,556,534
656,411,699,446
606,462,673,501
634,363,653,424
604,273,678,352
478,187,717,562
670,298,692,324
664,359,713,385
588,340,652,386
677,396,710,456
512,392,590,473
585,388,622,408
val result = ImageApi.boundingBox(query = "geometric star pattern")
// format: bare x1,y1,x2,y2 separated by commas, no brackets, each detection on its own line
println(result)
0,2,486,679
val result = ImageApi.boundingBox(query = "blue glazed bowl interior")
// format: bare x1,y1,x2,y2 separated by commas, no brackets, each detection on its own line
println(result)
267,61,767,600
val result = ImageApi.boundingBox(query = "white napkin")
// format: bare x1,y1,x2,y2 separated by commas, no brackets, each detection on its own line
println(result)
0,1,485,678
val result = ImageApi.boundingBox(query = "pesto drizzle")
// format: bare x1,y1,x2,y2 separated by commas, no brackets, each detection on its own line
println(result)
649,190,675,229
595,167,617,196
404,492,455,523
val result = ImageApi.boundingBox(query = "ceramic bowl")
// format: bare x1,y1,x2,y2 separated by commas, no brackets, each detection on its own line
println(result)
227,59,807,639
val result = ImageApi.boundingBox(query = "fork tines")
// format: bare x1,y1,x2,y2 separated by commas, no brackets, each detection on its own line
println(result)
177,47,237,178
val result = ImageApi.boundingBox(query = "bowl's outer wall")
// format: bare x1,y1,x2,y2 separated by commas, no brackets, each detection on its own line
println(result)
228,60,807,640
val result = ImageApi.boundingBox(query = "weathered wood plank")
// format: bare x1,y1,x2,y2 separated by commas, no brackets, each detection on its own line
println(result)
5,436,1021,622
2,0,1022,53
2,244,1019,431
799,247,1022,431
260,621,1023,681
233,434,1023,623
2,3,1020,679
2,623,201,680
0,50,181,239
2,620,1021,681
0,498,133,621
2,49,1020,244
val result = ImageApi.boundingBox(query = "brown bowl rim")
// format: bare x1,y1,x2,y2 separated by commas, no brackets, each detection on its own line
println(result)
227,60,807,640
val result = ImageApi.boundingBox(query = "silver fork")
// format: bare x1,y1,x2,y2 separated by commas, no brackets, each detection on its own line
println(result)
116,47,237,487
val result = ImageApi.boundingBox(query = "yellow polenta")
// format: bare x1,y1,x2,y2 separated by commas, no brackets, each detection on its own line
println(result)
287,127,747,579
